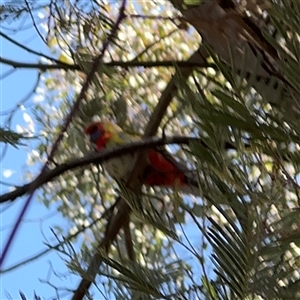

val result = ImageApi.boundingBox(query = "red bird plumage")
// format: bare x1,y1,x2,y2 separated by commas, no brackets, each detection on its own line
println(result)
85,120,200,195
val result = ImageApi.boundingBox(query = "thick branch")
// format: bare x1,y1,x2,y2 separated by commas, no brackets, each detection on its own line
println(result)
71,47,209,300
0,136,207,204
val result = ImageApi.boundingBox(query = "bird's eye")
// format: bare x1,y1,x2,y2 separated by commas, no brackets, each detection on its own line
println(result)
85,123,99,135
90,129,102,143
90,125,98,133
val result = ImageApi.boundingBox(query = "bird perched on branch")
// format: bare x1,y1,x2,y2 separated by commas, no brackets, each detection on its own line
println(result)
85,120,200,196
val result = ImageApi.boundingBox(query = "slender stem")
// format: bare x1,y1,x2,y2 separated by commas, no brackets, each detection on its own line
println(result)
0,31,70,66
0,0,127,269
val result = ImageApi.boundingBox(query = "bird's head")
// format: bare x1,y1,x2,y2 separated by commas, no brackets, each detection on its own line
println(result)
84,120,122,150
85,121,110,150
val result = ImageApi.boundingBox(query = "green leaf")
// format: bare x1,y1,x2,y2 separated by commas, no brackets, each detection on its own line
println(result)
0,127,32,147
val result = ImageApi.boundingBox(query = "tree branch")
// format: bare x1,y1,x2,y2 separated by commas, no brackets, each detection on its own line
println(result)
0,0,127,269
0,56,76,71
24,0,47,45
71,47,209,300
0,136,209,204
0,31,71,66
0,196,120,275
0,56,213,71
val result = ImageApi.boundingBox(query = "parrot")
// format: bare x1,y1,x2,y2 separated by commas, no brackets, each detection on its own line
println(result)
84,120,201,196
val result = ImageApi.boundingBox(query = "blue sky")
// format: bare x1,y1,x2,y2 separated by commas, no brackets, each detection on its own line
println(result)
0,7,210,299
0,17,80,299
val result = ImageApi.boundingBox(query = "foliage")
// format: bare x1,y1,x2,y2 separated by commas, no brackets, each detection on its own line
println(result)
0,127,31,147
1,0,300,299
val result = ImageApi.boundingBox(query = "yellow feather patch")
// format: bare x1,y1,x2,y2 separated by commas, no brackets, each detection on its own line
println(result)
101,120,139,147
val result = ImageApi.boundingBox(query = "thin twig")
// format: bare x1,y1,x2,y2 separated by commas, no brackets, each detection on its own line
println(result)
0,72,41,116
24,0,47,45
0,67,16,80
0,31,71,66
128,13,182,22
0,201,117,274
0,0,127,269
1,73,41,164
